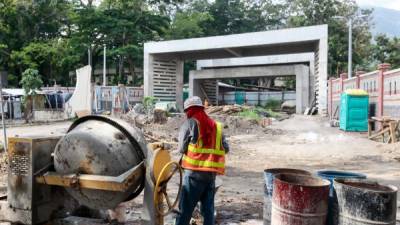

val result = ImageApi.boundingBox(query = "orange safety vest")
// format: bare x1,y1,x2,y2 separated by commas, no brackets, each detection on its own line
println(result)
181,121,225,175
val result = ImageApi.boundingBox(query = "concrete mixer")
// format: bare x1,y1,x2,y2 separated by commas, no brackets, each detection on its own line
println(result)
0,115,182,225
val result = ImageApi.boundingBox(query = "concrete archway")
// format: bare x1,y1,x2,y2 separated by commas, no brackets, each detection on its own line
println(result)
144,25,328,113
189,64,309,114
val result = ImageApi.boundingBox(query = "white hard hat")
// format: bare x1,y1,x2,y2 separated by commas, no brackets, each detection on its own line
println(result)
184,96,204,111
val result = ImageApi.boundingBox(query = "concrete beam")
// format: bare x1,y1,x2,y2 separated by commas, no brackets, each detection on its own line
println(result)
145,25,327,54
224,48,242,57
190,65,298,79
197,53,314,69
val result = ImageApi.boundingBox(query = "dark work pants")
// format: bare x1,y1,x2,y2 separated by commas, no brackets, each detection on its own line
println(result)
175,171,216,225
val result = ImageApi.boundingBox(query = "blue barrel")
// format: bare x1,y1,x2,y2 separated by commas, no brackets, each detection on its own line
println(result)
263,168,311,225
317,170,367,225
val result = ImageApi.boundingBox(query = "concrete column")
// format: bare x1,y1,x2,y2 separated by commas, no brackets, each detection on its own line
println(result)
355,71,365,89
143,53,154,97
378,63,391,118
309,57,316,107
295,65,310,114
340,73,348,92
176,60,184,111
318,36,329,114
189,71,194,97
216,80,219,106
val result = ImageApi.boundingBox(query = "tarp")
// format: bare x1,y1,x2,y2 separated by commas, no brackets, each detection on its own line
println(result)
64,65,92,117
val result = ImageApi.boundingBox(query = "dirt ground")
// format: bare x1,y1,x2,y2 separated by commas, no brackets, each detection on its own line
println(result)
216,115,400,224
0,116,400,224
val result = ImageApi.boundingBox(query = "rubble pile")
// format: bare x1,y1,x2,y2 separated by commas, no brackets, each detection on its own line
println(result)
0,152,7,174
121,103,292,146
206,104,250,115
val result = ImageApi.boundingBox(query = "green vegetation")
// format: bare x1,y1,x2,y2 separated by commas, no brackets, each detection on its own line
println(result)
20,69,43,96
264,99,282,111
238,109,261,121
143,96,157,113
0,0,399,88
265,109,280,118
238,106,281,121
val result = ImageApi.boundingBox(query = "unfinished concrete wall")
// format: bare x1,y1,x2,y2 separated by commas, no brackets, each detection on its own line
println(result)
143,54,184,110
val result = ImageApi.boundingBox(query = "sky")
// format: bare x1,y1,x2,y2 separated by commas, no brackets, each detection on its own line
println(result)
356,0,400,11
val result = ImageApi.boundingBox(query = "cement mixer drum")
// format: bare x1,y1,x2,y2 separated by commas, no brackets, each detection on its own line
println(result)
53,116,147,209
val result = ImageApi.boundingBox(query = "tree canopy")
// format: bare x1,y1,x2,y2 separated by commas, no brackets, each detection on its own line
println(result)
0,0,399,88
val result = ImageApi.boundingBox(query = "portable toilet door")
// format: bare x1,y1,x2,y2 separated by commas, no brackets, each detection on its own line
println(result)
235,91,246,105
339,89,369,132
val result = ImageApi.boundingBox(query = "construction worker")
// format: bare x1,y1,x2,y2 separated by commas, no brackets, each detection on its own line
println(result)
175,96,229,225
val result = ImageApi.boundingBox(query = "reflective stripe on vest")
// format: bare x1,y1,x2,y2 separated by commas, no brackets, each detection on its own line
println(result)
182,155,224,168
182,121,225,174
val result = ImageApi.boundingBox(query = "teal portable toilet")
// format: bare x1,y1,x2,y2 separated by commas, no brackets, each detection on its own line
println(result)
339,89,369,132
235,91,246,105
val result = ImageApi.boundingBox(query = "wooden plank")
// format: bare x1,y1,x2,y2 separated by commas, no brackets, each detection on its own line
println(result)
368,119,373,138
369,127,390,140
389,122,397,143
200,84,211,105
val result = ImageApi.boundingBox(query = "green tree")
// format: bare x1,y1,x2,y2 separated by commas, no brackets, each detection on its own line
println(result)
164,11,212,40
20,68,43,95
199,0,284,36
0,0,73,86
19,68,43,122
286,0,373,77
68,0,171,85
373,34,400,69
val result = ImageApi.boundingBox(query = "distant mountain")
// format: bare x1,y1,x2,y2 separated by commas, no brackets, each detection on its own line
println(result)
365,7,400,37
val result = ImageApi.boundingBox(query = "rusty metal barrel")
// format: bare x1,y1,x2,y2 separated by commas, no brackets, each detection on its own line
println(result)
334,179,397,225
317,170,367,225
263,168,311,225
53,116,148,210
271,174,330,225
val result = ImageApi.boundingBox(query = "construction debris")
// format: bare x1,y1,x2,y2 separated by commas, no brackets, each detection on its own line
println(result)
121,103,291,147
206,104,250,115
153,109,168,124
281,100,296,114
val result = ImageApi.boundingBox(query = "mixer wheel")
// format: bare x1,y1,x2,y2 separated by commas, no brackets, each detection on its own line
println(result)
153,161,183,216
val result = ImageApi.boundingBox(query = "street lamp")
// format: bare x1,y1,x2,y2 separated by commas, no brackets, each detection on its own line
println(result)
334,14,368,78
103,44,107,86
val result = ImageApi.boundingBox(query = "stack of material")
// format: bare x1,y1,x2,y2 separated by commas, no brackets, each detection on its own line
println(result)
206,105,250,115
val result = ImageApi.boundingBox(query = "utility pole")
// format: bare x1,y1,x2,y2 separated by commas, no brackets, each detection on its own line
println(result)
0,74,7,151
103,44,107,86
348,18,353,78
88,48,92,67
333,15,367,78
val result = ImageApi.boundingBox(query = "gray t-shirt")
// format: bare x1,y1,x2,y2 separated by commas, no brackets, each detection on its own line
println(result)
178,118,229,180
